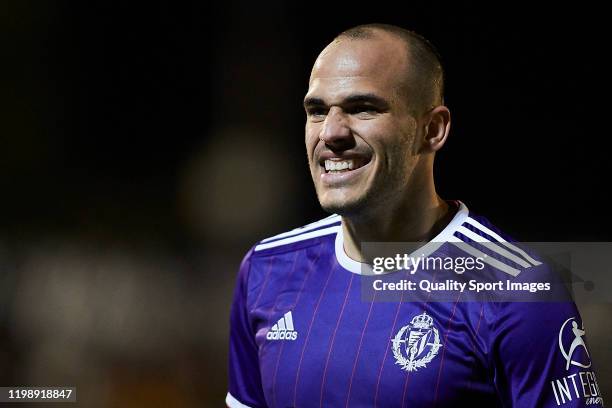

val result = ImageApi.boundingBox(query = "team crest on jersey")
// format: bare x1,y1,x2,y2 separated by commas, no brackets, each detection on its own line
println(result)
392,312,442,372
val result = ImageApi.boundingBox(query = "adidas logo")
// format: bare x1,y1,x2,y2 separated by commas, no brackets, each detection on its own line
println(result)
266,311,298,341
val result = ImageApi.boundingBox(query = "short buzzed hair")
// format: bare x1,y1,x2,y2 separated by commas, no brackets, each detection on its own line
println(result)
335,23,445,114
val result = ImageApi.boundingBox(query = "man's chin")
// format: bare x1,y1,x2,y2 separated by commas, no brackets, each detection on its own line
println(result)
319,196,368,217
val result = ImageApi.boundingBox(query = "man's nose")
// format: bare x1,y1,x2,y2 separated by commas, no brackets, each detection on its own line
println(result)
319,107,352,148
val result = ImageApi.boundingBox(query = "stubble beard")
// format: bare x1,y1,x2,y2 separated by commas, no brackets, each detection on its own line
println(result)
316,171,406,220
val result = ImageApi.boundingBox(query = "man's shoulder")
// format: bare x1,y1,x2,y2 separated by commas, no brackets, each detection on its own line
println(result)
456,209,521,245
453,206,563,282
248,213,342,258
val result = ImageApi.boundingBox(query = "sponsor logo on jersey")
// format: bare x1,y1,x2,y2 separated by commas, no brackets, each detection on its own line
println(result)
559,317,591,370
266,311,298,341
391,311,442,372
550,317,603,406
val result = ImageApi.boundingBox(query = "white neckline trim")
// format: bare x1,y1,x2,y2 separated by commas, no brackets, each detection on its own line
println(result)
225,392,253,408
334,201,469,275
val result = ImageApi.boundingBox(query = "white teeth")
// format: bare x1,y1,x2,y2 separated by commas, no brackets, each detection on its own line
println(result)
324,159,355,172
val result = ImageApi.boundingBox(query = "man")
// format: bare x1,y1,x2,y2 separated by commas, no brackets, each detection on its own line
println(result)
226,24,603,407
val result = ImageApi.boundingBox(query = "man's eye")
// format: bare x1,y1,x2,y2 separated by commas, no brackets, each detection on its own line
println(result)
348,106,378,115
307,108,327,117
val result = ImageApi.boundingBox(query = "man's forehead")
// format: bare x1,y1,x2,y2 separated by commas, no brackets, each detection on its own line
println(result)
309,36,408,84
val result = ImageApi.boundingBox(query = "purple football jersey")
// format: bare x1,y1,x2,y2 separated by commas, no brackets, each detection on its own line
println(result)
226,201,603,407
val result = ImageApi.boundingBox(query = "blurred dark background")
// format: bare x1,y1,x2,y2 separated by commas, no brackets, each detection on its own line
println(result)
1,1,609,406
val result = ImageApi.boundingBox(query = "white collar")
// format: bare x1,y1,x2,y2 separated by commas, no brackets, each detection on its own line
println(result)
334,201,469,275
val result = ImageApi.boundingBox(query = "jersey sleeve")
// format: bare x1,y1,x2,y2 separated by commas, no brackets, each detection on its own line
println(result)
226,248,267,408
489,288,603,407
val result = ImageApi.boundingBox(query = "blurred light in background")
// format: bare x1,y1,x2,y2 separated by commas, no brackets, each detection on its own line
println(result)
177,127,297,245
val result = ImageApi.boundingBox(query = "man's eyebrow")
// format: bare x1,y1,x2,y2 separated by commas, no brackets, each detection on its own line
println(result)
303,97,325,107
303,94,390,109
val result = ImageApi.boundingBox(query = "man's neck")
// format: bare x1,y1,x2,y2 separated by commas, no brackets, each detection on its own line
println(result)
341,194,453,262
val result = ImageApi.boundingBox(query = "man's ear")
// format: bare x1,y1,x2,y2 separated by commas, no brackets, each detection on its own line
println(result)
422,106,451,153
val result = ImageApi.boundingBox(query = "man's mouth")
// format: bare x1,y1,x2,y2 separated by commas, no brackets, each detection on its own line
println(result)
321,157,370,174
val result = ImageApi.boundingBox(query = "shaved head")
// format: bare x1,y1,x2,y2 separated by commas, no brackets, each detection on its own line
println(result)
333,23,445,115
305,23,452,217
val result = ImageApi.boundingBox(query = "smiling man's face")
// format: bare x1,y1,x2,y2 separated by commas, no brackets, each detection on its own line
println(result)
305,33,425,217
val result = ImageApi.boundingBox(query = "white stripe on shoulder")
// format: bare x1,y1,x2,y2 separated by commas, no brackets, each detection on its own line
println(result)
260,214,341,243
456,226,532,268
255,225,340,252
448,235,521,277
226,392,253,408
463,217,542,266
